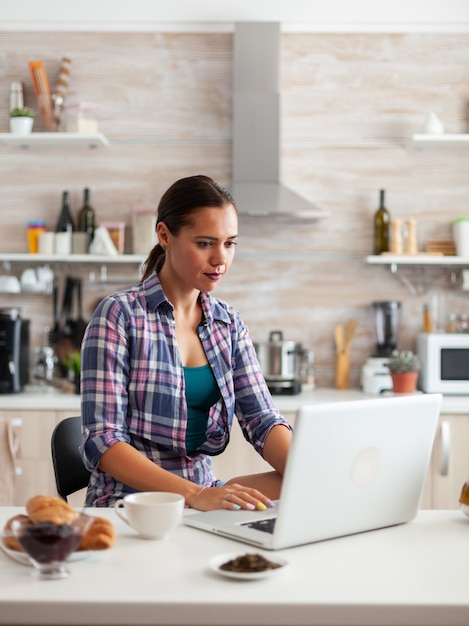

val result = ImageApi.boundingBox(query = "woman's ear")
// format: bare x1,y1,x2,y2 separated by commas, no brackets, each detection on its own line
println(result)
157,222,170,248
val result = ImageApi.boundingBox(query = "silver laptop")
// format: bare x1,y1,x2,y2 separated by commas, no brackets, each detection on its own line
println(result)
185,393,442,550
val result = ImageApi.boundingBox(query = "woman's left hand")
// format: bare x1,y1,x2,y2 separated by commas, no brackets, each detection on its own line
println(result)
191,483,274,512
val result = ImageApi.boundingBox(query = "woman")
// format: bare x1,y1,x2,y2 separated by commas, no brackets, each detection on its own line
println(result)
80,175,292,509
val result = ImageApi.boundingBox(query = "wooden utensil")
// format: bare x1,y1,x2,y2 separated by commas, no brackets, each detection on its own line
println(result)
344,319,357,354
334,323,344,355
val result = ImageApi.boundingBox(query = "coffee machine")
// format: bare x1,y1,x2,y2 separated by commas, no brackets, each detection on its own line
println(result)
361,301,401,394
0,308,30,393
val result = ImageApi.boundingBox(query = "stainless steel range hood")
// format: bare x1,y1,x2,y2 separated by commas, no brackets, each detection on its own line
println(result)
231,22,328,220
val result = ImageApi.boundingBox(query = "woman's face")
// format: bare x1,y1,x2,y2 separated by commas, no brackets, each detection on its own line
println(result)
157,203,238,293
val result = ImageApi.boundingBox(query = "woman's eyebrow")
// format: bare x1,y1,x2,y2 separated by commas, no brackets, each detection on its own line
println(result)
194,234,238,240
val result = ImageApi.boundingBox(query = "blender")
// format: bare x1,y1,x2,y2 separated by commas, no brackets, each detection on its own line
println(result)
361,301,401,394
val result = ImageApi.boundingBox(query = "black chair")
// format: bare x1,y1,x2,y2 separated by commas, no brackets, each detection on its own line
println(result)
51,415,91,502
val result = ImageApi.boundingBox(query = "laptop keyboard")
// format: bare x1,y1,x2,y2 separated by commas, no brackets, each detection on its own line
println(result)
242,517,277,534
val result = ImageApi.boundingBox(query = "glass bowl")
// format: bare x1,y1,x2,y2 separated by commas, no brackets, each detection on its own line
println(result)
9,512,92,580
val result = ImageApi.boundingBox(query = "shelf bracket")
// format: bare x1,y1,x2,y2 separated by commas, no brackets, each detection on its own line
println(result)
388,263,462,296
389,263,432,296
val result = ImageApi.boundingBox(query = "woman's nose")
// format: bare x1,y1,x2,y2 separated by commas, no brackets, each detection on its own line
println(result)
211,247,227,266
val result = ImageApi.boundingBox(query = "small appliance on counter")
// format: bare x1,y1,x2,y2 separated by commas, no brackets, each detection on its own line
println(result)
0,307,30,393
417,332,469,394
253,330,303,395
361,301,401,394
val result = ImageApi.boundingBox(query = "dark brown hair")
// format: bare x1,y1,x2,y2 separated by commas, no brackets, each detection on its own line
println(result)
142,175,236,280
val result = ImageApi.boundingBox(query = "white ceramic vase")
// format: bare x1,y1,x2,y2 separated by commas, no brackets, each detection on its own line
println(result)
9,117,34,135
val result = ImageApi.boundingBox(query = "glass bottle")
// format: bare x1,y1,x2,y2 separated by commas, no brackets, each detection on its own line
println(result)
77,187,95,251
373,189,390,255
56,191,74,233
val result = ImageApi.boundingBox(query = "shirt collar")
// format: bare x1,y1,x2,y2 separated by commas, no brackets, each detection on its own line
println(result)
143,272,231,325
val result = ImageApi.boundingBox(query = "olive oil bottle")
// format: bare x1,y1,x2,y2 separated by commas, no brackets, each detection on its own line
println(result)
373,189,390,255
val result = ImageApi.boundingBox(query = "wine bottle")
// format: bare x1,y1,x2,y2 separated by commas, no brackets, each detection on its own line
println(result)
56,191,74,233
77,187,95,251
373,189,390,255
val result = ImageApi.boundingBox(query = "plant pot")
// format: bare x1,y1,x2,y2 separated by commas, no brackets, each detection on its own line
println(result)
390,371,419,394
9,117,34,135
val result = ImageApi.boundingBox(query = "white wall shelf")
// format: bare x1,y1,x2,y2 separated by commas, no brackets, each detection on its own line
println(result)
366,254,469,266
366,254,469,296
410,133,469,148
0,132,109,149
0,252,144,264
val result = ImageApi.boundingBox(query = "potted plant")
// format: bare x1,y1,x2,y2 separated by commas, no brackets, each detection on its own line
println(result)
9,107,36,135
385,349,420,394
62,350,81,394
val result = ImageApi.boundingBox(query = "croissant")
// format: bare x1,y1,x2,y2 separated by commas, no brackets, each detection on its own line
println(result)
3,495,116,553
26,495,78,525
2,514,31,551
459,481,469,506
78,516,116,551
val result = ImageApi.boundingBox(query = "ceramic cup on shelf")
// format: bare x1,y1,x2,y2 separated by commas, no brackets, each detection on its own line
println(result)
114,492,184,540
54,231,72,255
452,218,469,257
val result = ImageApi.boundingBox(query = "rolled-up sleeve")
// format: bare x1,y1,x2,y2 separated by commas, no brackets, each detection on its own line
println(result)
80,297,132,471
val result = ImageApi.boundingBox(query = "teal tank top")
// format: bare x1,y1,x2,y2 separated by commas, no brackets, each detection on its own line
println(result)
183,364,220,453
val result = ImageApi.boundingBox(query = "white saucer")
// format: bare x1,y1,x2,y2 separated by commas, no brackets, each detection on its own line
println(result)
209,552,289,581
460,503,469,518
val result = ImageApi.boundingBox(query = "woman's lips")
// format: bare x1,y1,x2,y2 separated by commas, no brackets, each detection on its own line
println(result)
205,272,223,282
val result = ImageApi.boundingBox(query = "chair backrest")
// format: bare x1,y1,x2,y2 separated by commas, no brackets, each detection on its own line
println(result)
51,415,90,502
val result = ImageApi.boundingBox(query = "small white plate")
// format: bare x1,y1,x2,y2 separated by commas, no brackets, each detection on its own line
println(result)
209,552,289,581
0,537,96,567
460,503,469,518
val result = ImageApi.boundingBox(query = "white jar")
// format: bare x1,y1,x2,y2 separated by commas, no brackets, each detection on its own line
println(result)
131,207,157,255
452,218,469,257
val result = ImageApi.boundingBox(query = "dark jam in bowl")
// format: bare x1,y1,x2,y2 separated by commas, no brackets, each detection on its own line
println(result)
18,522,83,564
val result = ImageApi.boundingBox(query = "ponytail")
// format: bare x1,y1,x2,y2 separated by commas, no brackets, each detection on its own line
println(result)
142,243,165,281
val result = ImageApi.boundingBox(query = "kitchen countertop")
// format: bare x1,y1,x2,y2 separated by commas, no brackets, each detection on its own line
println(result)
0,507,468,626
1,387,469,413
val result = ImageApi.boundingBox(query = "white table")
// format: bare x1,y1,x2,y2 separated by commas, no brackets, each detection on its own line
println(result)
0,508,468,626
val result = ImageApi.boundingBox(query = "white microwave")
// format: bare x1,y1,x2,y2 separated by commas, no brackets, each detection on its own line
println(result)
417,332,469,394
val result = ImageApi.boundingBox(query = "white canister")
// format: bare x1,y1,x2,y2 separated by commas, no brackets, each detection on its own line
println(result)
38,231,55,255
452,218,469,257
54,231,72,255
132,207,157,255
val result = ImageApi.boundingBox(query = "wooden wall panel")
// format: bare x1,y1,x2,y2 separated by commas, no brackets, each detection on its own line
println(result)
0,31,468,389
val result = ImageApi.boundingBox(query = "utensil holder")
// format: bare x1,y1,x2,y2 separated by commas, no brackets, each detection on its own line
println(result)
335,353,350,389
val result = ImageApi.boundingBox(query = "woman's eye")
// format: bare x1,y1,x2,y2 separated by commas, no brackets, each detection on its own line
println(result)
226,241,238,248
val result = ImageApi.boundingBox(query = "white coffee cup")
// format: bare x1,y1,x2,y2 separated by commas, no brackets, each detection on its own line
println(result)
114,492,184,540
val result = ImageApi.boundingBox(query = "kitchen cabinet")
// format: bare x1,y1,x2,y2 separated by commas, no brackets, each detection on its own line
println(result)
3,394,468,510
0,409,77,506
428,413,469,509
211,411,297,480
